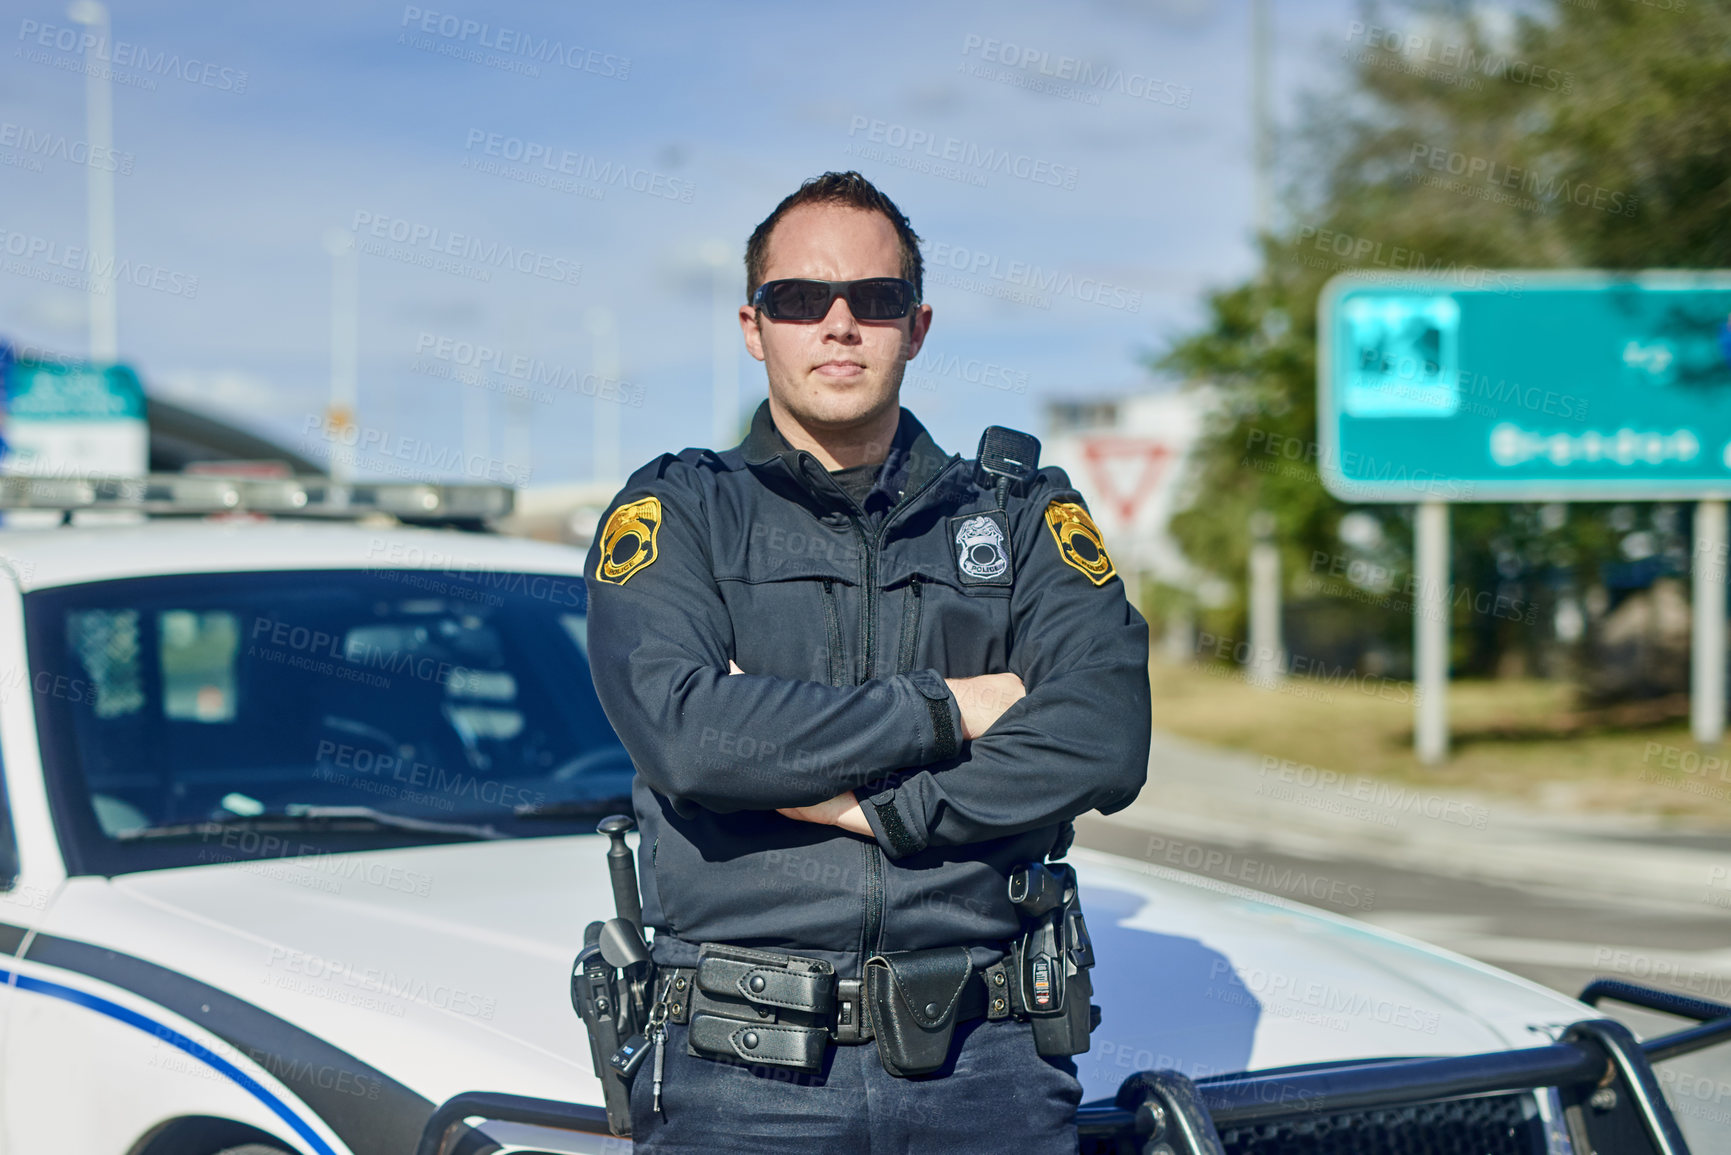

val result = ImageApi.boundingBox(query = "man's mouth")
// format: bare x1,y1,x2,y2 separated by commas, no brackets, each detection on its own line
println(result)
814,360,865,378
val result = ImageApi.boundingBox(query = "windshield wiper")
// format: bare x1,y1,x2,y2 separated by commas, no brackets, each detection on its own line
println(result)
512,796,635,820
116,804,507,842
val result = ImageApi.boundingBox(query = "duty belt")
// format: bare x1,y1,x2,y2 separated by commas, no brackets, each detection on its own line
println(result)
657,942,1018,1074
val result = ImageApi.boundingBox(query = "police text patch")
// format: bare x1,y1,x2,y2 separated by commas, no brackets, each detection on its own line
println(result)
1043,500,1115,586
596,496,661,584
948,510,1014,586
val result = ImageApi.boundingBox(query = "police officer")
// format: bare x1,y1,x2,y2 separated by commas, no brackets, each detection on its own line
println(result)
584,171,1151,1153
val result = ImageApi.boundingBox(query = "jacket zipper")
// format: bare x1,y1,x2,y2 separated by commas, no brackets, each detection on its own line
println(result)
821,578,842,687
845,462,955,966
895,577,923,674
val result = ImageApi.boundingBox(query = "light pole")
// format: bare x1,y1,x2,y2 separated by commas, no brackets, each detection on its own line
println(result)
1247,509,1284,688
586,308,621,483
68,0,116,362
322,229,358,483
701,241,740,447
1251,0,1272,238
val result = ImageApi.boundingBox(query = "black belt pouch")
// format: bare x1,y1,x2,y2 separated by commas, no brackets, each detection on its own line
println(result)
864,947,972,1077
686,943,834,1072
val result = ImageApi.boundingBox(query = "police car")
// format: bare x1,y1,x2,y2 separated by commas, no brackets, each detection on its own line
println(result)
0,475,1720,1155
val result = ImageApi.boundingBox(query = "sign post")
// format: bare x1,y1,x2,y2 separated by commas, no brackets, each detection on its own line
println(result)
1320,272,1731,757
1694,500,1727,743
1414,501,1449,762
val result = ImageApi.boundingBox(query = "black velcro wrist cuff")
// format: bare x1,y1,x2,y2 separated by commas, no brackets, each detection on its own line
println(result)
924,693,958,760
870,793,922,859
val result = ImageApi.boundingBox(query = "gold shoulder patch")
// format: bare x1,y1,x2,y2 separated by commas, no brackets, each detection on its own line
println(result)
1043,500,1116,586
595,496,662,585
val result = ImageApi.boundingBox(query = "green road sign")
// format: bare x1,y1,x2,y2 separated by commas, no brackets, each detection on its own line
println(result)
1,355,149,477
1318,271,1731,501
6,357,146,421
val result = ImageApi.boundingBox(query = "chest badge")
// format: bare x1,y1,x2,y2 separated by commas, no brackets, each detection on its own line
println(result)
949,511,1013,586
595,496,661,585
1043,500,1116,586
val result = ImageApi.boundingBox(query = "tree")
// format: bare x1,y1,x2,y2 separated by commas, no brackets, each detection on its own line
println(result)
1156,0,1731,683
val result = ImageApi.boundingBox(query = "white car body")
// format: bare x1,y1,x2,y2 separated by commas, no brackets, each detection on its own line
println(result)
0,520,1596,1155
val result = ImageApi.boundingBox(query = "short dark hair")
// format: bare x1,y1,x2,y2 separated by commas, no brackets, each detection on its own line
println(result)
744,171,923,306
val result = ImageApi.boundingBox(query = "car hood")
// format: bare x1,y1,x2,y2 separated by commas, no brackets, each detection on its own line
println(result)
42,839,1593,1111
1067,849,1590,1100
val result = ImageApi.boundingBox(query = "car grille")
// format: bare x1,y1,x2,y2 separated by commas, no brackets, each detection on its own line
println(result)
1216,1092,1546,1155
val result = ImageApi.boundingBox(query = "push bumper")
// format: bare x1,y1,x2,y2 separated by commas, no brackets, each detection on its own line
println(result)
416,979,1731,1155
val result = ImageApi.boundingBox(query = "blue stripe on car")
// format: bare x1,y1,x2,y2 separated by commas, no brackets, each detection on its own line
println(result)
0,962,339,1155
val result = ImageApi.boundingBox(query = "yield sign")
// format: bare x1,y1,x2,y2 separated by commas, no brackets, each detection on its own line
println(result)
1079,436,1173,527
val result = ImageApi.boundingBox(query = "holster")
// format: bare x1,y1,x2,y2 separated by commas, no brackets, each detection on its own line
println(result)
685,943,836,1071
571,920,648,1137
864,946,978,1077
1009,861,1100,1058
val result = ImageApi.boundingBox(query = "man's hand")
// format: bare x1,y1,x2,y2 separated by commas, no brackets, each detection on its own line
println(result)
727,660,872,836
776,790,872,835
944,672,1026,740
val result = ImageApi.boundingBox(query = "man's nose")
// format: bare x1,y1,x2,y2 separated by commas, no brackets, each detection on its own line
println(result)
819,294,861,340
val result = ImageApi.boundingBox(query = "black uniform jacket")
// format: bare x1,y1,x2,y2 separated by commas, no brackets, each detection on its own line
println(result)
584,399,1151,979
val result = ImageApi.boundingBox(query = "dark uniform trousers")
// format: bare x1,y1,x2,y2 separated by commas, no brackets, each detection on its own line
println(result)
629,1018,1083,1154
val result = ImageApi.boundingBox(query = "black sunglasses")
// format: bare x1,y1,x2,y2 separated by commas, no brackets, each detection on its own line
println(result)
751,277,919,322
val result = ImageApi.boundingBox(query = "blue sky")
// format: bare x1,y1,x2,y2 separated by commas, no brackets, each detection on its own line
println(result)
1,0,1364,484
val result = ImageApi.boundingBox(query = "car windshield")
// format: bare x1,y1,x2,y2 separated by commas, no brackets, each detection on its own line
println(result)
26,568,635,874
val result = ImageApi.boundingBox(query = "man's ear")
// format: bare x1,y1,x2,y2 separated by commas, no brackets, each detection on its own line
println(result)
739,305,767,363
903,303,934,361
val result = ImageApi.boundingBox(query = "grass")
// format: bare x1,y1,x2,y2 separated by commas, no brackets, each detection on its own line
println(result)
1149,661,1731,827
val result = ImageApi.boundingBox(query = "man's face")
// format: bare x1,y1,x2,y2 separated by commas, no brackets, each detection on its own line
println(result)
740,203,932,435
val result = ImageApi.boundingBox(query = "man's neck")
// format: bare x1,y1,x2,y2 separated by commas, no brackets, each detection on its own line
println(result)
766,395,900,470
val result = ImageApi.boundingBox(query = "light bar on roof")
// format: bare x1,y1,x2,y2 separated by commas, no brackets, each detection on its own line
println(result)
0,474,514,520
